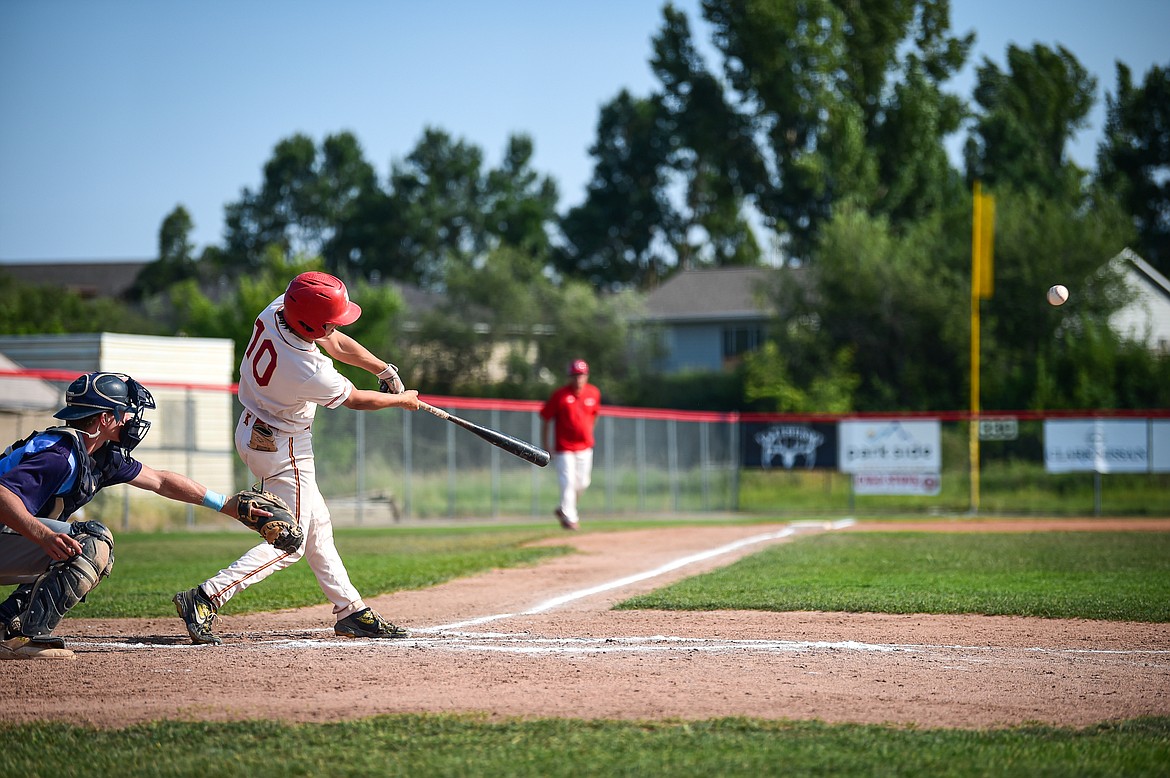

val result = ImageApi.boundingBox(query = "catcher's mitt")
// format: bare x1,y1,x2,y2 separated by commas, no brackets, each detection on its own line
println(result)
228,487,304,553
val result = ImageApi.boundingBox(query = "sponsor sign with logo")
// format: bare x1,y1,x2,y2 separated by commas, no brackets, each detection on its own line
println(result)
838,420,941,473
742,422,837,470
1044,419,1150,473
1153,421,1170,474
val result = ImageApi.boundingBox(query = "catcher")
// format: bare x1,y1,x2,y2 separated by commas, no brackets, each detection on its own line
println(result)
0,372,291,660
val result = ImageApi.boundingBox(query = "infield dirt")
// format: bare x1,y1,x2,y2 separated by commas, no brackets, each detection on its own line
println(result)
2,518,1167,729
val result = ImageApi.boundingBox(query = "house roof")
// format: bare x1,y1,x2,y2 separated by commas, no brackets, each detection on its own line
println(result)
1114,248,1170,298
1109,248,1170,353
641,267,779,323
0,260,150,299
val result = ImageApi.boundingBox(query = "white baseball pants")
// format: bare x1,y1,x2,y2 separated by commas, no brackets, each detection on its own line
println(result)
200,414,366,619
553,448,593,524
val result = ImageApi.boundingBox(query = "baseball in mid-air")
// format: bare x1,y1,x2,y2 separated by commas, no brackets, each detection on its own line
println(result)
1047,284,1069,306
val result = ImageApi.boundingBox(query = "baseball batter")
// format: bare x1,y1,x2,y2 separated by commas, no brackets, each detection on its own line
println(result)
173,271,421,645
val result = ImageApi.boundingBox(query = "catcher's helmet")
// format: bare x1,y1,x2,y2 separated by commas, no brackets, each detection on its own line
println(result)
54,372,156,449
282,272,362,340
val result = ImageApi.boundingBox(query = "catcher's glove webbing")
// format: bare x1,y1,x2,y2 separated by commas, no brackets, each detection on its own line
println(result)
231,486,304,553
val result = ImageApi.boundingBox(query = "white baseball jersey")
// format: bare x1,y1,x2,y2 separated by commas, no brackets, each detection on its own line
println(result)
237,295,354,432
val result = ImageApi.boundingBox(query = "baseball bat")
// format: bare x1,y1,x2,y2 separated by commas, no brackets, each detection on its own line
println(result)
418,401,551,467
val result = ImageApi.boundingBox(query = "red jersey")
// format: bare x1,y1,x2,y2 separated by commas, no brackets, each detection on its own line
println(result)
540,383,601,452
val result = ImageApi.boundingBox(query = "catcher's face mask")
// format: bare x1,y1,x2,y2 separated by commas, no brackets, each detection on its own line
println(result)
119,376,156,450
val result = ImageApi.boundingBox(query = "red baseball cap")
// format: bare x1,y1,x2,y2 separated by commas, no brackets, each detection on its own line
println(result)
568,359,589,376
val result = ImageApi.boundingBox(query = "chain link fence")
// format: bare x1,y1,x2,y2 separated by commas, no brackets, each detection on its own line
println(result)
3,371,1167,530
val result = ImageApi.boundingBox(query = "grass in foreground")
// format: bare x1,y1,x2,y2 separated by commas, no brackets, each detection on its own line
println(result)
1,716,1167,778
619,531,1170,621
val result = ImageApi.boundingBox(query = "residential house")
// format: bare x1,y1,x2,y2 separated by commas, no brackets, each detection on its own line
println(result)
640,267,779,373
1108,249,1170,355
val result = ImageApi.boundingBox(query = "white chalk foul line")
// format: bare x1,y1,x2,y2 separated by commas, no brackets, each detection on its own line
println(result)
426,523,828,632
69,634,1170,663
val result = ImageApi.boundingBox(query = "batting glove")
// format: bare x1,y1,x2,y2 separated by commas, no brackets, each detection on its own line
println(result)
377,363,405,394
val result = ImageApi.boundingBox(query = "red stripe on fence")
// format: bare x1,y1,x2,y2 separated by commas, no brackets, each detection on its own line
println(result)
3,368,1167,419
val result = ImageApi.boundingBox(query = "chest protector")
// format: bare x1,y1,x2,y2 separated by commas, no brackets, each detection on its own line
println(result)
0,427,120,520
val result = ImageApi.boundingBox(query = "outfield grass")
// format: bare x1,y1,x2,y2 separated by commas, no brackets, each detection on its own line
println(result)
0,716,1167,777
618,530,1170,622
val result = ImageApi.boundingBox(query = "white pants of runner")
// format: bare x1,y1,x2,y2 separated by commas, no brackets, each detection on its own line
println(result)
554,448,593,524
200,413,366,620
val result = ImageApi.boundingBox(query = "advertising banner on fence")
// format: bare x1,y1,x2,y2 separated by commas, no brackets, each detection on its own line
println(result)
1044,419,1150,473
838,419,941,473
852,472,941,496
1153,421,1170,474
742,422,837,470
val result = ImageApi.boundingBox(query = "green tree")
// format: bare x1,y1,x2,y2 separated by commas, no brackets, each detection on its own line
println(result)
128,205,199,300
427,245,553,392
1097,62,1170,276
769,201,969,410
556,91,674,288
743,341,858,413
977,186,1138,410
484,134,560,258
0,273,158,335
699,0,971,259
964,43,1095,198
650,4,765,269
382,127,488,290
221,132,379,276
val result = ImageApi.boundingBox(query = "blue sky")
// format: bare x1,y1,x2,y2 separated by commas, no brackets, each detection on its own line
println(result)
1,1,1166,262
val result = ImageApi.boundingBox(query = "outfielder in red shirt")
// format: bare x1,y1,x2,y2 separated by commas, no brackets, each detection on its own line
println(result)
540,359,601,530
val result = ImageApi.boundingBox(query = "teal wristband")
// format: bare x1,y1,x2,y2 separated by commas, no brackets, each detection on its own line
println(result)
201,490,227,511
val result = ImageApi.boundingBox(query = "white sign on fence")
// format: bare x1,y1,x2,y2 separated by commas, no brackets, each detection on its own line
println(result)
1044,419,1150,473
838,419,941,473
1151,420,1170,474
852,472,941,496
978,417,1018,441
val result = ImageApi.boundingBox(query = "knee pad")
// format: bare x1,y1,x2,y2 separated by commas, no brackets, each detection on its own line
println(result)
71,520,115,580
5,521,114,639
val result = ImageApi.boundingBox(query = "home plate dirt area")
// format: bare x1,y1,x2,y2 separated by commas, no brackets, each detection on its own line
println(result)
2,518,1168,729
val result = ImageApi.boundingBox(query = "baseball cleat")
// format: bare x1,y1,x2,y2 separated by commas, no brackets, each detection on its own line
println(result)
334,608,410,639
173,587,222,645
555,508,578,530
0,635,74,660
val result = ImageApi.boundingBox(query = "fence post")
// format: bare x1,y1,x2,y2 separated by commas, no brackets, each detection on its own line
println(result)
604,415,615,513
447,423,457,517
402,410,412,520
186,388,195,529
636,417,646,511
668,419,679,511
356,411,365,526
700,421,710,510
490,408,500,517
730,412,740,512
531,412,542,517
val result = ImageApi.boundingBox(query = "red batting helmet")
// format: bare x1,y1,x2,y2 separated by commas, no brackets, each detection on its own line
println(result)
568,359,589,376
282,272,362,340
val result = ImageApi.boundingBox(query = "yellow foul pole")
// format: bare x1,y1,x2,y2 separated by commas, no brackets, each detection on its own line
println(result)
970,181,994,513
